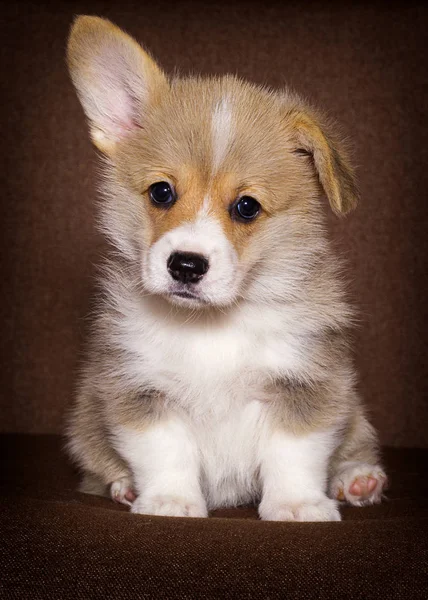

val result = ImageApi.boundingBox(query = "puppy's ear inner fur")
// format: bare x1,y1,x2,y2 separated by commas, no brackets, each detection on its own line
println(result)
289,109,359,215
67,16,168,155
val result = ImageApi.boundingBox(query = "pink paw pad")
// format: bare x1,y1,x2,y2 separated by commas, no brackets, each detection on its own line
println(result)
110,478,137,506
331,464,388,506
349,475,378,498
112,487,136,506
125,490,137,503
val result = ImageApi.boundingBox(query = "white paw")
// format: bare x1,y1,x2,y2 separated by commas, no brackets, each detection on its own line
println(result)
110,476,136,507
329,462,388,507
131,494,208,518
259,496,341,522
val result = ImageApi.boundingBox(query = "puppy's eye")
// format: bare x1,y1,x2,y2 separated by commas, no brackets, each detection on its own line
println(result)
231,196,261,222
149,181,176,207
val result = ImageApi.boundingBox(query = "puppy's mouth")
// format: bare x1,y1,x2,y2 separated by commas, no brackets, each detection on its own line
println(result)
172,291,200,300
168,289,208,308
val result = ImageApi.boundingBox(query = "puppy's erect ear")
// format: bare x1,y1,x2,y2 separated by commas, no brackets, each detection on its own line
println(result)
67,16,168,155
287,105,359,215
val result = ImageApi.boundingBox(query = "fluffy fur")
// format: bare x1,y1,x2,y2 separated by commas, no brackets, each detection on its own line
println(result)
65,16,387,521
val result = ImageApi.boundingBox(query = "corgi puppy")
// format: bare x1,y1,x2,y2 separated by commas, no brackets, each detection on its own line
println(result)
66,16,387,521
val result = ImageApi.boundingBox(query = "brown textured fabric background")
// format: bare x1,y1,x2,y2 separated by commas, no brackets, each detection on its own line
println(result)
1,0,427,444
1,436,427,599
2,4,427,596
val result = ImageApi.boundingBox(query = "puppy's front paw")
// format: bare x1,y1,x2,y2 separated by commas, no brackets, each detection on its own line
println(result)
329,462,388,507
131,494,208,518
259,496,341,522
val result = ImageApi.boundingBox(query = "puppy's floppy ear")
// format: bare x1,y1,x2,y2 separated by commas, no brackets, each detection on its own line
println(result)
287,105,359,215
67,16,168,155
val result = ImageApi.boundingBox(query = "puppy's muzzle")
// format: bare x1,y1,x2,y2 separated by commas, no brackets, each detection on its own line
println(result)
167,252,209,284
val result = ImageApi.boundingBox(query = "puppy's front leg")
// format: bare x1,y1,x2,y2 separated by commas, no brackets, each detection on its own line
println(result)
114,417,207,517
259,429,341,522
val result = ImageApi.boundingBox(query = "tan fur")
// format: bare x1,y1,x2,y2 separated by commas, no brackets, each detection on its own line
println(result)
68,18,357,257
65,16,384,515
141,169,267,250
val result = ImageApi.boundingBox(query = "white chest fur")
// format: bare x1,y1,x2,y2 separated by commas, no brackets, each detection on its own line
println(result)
112,297,339,509
119,297,308,413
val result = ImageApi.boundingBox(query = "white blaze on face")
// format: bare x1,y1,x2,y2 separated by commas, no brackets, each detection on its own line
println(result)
141,99,239,307
200,194,212,216
211,98,234,173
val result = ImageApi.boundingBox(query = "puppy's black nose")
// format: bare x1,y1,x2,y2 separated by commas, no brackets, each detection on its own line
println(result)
167,252,209,284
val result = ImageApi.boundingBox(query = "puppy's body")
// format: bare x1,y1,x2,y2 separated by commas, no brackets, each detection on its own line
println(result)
66,17,386,520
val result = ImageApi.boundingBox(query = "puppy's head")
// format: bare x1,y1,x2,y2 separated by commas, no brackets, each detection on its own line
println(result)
68,16,358,309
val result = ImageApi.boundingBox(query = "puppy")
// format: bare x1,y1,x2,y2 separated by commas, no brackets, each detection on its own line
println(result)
66,16,387,521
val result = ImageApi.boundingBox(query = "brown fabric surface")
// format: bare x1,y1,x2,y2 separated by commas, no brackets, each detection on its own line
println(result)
0,435,427,599
1,0,428,445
